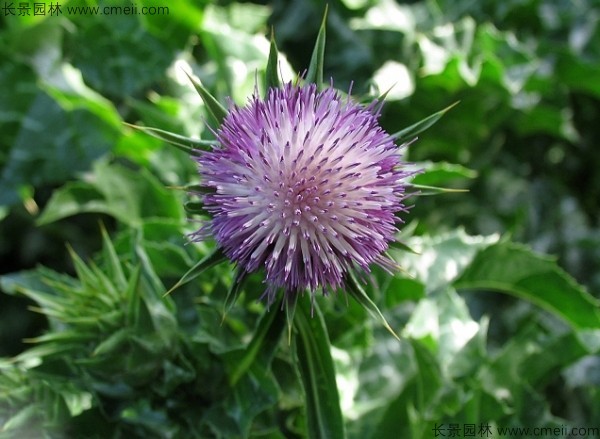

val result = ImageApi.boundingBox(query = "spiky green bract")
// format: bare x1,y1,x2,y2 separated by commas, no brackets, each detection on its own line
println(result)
0,230,286,438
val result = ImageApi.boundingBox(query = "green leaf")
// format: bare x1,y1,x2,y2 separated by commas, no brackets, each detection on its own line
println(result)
388,240,419,254
133,241,178,341
409,162,477,195
100,223,127,290
35,182,104,223
36,161,184,227
92,328,133,356
382,277,425,307
394,230,498,293
285,292,299,345
13,342,83,363
23,330,96,345
184,201,207,215
229,300,286,386
411,161,477,187
222,366,279,438
0,92,119,206
370,339,443,439
1,405,40,433
165,248,227,295
264,30,281,92
391,101,459,143
68,14,175,98
183,70,228,126
410,183,469,195
294,298,345,439
455,242,600,329
0,269,52,297
305,6,328,88
124,265,143,328
222,268,249,321
124,123,216,155
346,272,400,340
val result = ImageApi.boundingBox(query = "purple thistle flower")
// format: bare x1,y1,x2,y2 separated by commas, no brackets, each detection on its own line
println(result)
193,83,412,302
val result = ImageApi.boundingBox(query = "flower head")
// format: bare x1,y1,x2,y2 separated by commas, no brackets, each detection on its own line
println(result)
193,83,411,302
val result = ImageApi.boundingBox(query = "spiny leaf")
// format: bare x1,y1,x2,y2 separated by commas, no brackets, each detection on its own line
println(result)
229,298,286,386
92,328,133,356
375,83,397,103
305,6,328,89
124,265,143,327
411,161,477,187
164,248,227,296
124,123,216,155
389,239,420,255
222,268,249,323
294,298,346,439
455,242,600,329
13,342,83,363
410,183,469,195
66,244,99,293
100,223,127,290
184,201,207,215
1,405,40,432
391,101,459,143
346,272,400,340
180,183,216,194
285,292,299,345
14,288,70,316
264,29,281,92
183,70,228,125
23,330,96,345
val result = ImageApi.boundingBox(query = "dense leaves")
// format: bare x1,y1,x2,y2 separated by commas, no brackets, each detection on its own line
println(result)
1,0,599,438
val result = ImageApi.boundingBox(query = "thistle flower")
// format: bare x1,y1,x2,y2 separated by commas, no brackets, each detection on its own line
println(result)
192,82,412,302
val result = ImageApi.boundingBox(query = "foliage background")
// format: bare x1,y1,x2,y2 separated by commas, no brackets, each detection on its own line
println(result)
0,0,599,437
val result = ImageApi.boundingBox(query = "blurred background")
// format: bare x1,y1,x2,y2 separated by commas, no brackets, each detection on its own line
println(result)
1,0,599,437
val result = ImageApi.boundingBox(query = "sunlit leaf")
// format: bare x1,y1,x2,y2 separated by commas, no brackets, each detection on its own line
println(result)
455,242,600,329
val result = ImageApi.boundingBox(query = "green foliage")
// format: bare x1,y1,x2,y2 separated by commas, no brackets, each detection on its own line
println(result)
294,299,345,439
37,161,185,228
1,0,599,437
